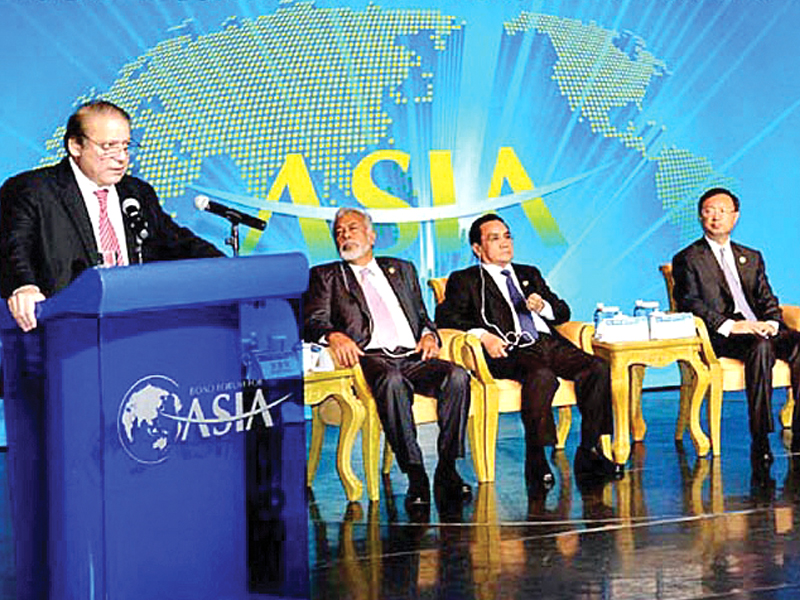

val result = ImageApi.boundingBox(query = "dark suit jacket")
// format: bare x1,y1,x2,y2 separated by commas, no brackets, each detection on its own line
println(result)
435,263,571,336
0,157,222,298
672,238,783,335
303,257,437,348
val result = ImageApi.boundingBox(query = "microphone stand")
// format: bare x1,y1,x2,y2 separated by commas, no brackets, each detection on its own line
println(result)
226,219,241,257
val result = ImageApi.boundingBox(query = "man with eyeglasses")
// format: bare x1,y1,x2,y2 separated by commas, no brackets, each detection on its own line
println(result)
0,99,222,332
436,213,620,494
0,99,222,598
672,187,800,467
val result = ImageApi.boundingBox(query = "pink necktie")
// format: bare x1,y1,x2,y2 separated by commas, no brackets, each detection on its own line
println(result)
95,189,123,267
360,267,398,348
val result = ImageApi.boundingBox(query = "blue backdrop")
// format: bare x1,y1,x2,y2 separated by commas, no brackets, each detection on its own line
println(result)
2,0,799,386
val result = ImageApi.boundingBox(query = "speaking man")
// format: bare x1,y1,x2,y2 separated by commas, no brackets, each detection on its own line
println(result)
0,99,222,331
0,99,222,599
303,207,472,514
436,213,620,492
672,187,800,466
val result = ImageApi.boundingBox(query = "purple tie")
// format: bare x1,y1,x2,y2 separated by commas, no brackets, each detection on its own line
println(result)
502,269,538,339
720,247,757,321
360,267,398,348
95,189,123,266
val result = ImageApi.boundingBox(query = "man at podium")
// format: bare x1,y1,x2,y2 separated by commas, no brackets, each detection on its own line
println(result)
0,99,222,332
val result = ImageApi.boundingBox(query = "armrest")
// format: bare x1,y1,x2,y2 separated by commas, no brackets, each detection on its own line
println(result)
781,305,800,331
555,321,594,353
692,316,721,367
453,333,498,385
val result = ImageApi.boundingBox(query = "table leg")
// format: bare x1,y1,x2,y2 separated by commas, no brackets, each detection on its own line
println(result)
335,395,366,502
630,364,647,442
684,353,711,457
609,357,631,465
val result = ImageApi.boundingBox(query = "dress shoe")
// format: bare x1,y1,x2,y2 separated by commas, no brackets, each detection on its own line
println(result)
405,465,431,507
525,445,555,490
751,439,774,467
433,463,473,503
574,445,622,483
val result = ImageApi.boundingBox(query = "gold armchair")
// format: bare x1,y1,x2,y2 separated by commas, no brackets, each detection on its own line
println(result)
306,325,488,502
659,264,797,435
428,277,592,482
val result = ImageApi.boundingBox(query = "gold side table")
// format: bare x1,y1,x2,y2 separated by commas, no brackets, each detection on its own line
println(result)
304,368,366,502
591,335,712,465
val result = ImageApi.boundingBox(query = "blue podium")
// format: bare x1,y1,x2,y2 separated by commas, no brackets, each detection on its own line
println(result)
0,254,309,600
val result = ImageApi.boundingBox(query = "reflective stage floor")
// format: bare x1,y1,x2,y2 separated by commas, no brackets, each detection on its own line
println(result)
308,389,800,600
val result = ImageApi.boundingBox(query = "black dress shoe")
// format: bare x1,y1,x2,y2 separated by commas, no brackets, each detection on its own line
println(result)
751,439,774,466
405,466,431,507
525,446,555,490
574,446,621,482
433,464,473,503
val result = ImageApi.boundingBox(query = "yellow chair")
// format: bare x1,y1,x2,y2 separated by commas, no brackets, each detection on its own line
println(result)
306,323,488,502
428,277,592,482
659,264,797,432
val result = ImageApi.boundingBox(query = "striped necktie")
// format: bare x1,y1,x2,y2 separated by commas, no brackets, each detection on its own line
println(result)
95,189,123,267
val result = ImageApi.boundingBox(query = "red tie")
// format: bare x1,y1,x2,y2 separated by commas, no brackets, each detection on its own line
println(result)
95,189,123,267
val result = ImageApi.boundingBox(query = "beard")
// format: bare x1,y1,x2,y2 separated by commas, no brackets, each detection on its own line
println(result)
339,240,370,263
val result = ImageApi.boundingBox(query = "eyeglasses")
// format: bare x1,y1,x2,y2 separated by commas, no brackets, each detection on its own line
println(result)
81,135,140,158
700,207,737,217
483,233,513,243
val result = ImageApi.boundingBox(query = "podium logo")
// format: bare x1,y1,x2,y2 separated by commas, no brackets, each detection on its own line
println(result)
117,375,289,465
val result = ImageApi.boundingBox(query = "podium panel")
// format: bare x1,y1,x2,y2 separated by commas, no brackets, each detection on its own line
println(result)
1,255,309,600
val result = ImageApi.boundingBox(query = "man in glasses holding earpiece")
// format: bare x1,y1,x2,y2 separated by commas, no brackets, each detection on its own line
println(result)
437,213,620,493
303,207,472,516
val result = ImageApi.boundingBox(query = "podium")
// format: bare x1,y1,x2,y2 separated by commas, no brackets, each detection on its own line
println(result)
0,254,309,600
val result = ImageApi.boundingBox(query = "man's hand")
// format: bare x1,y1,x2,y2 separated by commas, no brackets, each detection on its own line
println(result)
7,285,46,332
480,332,509,358
416,332,440,361
730,320,778,338
526,292,545,314
327,331,364,368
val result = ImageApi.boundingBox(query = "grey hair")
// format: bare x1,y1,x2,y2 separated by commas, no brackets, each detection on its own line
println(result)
332,206,374,234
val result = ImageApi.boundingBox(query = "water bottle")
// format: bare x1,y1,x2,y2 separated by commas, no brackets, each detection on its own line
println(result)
633,300,659,318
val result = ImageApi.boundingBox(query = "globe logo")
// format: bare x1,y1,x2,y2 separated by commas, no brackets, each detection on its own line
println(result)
118,375,183,465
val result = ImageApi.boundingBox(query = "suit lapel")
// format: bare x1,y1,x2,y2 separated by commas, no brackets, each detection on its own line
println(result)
55,159,98,260
340,261,370,315
700,239,734,302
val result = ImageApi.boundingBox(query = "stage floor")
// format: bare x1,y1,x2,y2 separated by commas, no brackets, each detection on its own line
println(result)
0,390,799,598
308,388,800,600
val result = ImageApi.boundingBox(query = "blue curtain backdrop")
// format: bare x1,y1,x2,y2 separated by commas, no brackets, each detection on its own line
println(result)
1,0,799,394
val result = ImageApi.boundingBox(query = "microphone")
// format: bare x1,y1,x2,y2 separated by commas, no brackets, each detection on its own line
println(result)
194,195,266,231
121,197,149,240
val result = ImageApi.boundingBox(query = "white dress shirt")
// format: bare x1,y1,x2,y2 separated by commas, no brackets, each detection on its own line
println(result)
69,157,130,266
349,259,418,350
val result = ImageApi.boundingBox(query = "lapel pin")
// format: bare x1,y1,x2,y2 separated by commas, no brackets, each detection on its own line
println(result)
388,267,396,275
522,280,529,287
739,256,746,265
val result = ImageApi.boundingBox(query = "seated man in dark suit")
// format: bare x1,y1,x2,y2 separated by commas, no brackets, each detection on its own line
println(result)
303,207,472,511
436,213,620,492
672,187,800,465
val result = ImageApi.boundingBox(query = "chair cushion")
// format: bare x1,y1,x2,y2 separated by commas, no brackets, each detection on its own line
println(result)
719,357,792,390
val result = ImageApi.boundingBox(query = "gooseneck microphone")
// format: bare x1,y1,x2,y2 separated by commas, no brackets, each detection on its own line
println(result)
121,197,149,240
194,195,266,231
121,197,149,264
